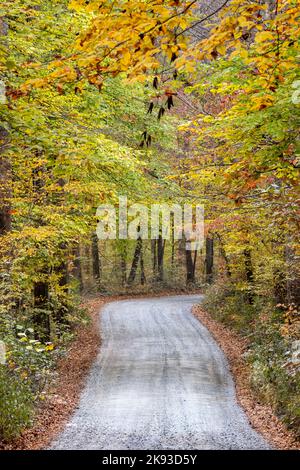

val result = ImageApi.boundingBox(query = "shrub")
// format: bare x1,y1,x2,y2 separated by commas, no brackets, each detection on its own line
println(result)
203,280,257,334
249,314,300,435
0,365,34,440
203,281,300,435
0,321,57,441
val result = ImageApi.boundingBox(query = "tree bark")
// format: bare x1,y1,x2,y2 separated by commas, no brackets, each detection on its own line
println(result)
0,126,11,235
151,239,157,279
185,248,194,283
216,233,231,277
128,237,142,285
72,245,83,292
92,233,101,287
120,250,127,287
185,238,198,284
140,243,146,285
192,249,197,279
0,18,11,235
171,213,175,268
205,236,214,284
56,243,69,322
244,247,254,304
157,234,165,282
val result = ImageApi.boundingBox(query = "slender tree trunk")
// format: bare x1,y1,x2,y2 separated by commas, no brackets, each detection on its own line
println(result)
120,250,127,287
0,20,10,236
72,245,83,292
157,234,165,282
171,213,175,269
0,128,11,235
244,247,254,304
185,239,198,284
140,243,146,285
185,248,195,283
151,239,157,279
92,233,101,287
57,243,68,290
192,249,197,278
216,233,231,277
56,243,69,322
205,236,214,284
128,237,142,285
0,164,11,233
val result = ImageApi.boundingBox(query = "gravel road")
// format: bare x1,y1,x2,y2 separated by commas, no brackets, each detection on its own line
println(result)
51,295,270,450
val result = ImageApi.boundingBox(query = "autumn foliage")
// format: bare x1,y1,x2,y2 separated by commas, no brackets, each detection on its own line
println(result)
0,0,299,443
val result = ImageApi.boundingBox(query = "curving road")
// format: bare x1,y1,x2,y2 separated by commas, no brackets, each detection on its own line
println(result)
51,295,270,450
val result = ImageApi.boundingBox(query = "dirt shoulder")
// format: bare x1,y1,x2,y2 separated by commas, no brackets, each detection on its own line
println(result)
193,305,300,450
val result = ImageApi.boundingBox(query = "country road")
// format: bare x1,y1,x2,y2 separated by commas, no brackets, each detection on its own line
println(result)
51,295,269,450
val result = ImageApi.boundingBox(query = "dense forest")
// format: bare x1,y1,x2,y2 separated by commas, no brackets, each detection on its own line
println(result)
0,0,299,444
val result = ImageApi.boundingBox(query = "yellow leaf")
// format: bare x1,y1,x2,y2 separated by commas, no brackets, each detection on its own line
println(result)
255,31,274,42
122,50,131,66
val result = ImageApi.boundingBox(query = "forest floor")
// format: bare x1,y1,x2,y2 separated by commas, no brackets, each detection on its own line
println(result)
2,293,298,450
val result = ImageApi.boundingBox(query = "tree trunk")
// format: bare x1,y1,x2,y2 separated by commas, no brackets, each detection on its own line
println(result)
128,237,142,285
171,213,175,268
192,249,197,279
0,127,11,235
216,233,231,277
92,233,101,287
56,243,69,322
157,234,165,282
120,250,127,287
151,239,157,279
140,243,146,285
244,247,254,304
185,248,195,283
185,240,198,284
72,245,83,292
205,237,214,284
0,19,11,235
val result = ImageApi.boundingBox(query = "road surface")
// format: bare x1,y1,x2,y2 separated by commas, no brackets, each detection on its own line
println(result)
51,295,269,450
